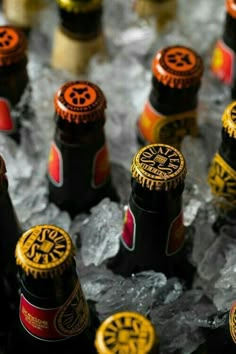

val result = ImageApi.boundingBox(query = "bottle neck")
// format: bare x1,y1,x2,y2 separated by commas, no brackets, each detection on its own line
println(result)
58,7,103,39
223,13,236,51
219,129,236,170
55,115,106,145
149,76,200,115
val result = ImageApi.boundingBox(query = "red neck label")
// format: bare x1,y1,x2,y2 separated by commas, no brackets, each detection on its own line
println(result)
121,205,136,251
20,281,89,341
211,39,234,85
47,141,63,187
0,98,14,132
92,144,111,188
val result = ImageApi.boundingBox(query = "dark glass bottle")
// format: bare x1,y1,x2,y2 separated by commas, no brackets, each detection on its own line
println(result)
47,80,118,218
137,45,204,150
207,100,236,233
0,154,22,350
0,25,29,143
107,143,195,288
7,224,100,354
95,311,160,354
211,0,236,99
51,0,104,74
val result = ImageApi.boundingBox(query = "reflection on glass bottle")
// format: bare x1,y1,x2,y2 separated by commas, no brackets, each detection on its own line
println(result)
107,143,195,288
7,224,100,354
133,0,178,32
47,80,118,218
136,45,204,151
51,0,105,74
211,0,236,99
95,311,160,354
207,100,236,233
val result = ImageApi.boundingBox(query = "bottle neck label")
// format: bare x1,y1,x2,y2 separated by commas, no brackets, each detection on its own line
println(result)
47,141,63,187
208,152,236,208
211,39,235,85
121,201,184,256
0,98,15,133
230,302,236,344
137,99,197,149
19,280,89,341
91,144,111,188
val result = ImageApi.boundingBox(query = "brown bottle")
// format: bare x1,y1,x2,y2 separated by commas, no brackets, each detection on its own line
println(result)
136,45,204,150
211,0,236,99
0,25,29,143
95,311,160,354
51,0,105,74
47,80,118,218
0,154,22,350
208,100,236,233
7,224,100,354
107,143,195,288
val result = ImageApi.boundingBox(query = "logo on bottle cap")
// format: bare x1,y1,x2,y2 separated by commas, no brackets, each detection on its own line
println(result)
226,0,236,18
95,311,159,354
15,224,75,278
54,80,107,124
0,25,27,66
222,101,236,138
56,0,102,13
152,45,204,88
131,143,186,190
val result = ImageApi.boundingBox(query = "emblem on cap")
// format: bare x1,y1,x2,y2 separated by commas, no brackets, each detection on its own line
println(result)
131,143,186,190
15,224,75,278
0,25,27,66
152,45,204,88
222,101,236,138
95,311,158,354
54,80,107,123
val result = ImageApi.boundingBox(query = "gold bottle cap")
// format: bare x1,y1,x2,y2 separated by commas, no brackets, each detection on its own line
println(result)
15,224,75,278
131,143,186,190
0,25,27,66
226,0,236,18
222,101,236,138
56,0,102,13
95,311,159,354
152,45,204,89
54,80,107,124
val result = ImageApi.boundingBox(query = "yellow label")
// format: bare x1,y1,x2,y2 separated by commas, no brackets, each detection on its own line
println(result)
208,153,236,207
137,100,198,148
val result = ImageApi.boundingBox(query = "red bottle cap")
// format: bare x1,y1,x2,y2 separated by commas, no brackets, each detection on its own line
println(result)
54,80,107,124
152,45,204,89
0,25,27,66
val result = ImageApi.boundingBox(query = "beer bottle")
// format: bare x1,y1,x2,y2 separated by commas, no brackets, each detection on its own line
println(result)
0,25,29,143
7,224,100,354
47,80,118,218
51,0,105,74
2,0,47,36
136,45,204,151
95,311,160,354
207,100,236,233
211,0,236,99
107,143,195,288
0,154,22,350
133,0,178,32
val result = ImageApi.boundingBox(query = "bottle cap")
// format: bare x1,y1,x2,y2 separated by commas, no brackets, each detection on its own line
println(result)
56,0,102,13
131,143,187,190
222,101,236,138
54,80,107,124
0,25,27,66
15,224,76,279
152,45,204,89
226,0,236,18
95,311,159,354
